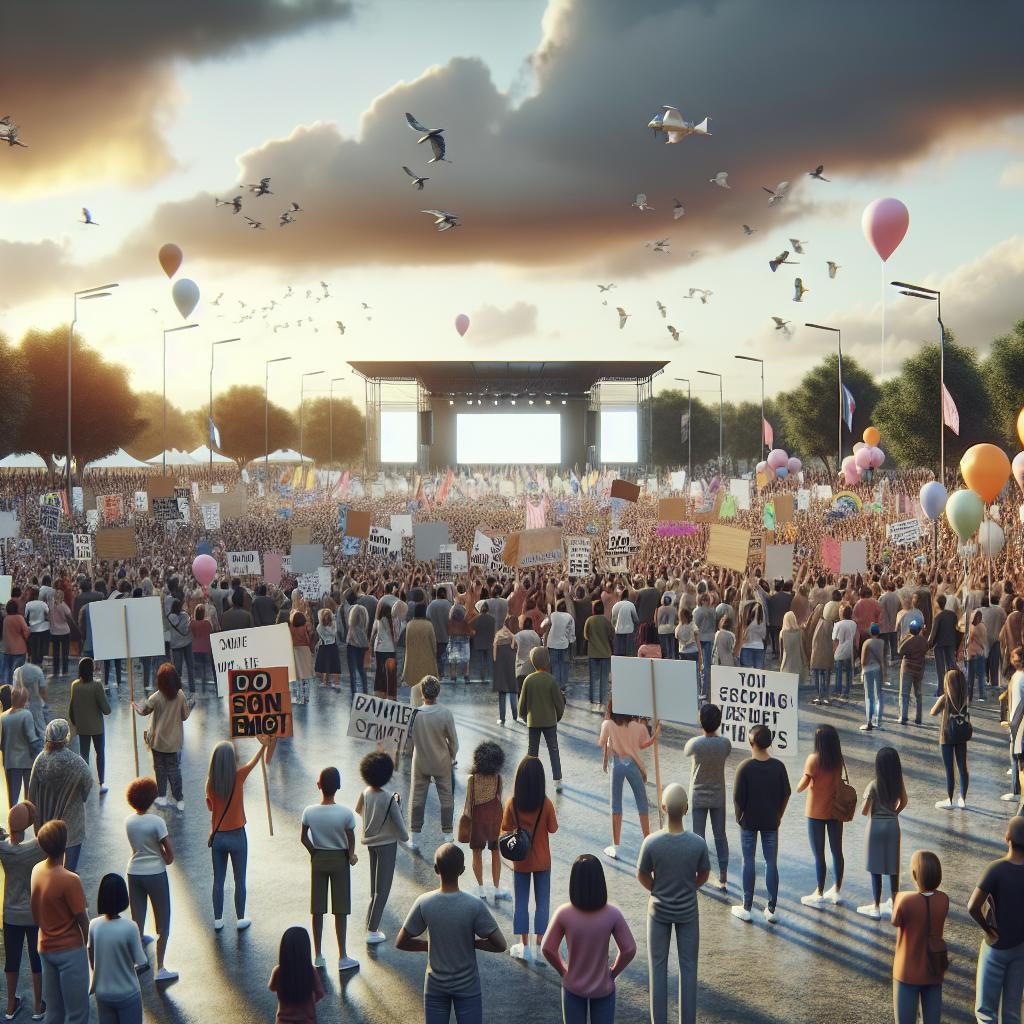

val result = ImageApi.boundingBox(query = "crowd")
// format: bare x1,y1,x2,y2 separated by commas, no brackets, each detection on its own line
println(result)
0,463,1022,1024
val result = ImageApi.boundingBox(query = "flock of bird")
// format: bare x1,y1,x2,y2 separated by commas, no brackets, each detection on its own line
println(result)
402,112,461,233
213,178,305,230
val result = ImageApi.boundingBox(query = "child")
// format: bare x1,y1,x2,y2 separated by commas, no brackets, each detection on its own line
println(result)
300,767,359,971
269,925,325,1023
315,608,342,691
88,873,148,1023
354,752,408,946
462,741,511,901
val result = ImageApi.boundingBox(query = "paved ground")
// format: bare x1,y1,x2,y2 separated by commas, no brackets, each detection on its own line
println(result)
10,661,1018,1023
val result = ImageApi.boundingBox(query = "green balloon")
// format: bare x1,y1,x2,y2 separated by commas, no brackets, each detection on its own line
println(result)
945,488,984,542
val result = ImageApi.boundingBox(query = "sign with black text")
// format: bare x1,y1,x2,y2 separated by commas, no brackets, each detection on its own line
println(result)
346,693,417,749
710,665,798,755
228,667,293,738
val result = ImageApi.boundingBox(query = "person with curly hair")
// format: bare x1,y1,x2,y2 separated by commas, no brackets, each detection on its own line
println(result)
462,741,511,901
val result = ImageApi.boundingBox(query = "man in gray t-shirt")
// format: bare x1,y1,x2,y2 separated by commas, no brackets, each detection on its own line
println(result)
637,784,710,1024
398,844,505,1022
682,703,733,884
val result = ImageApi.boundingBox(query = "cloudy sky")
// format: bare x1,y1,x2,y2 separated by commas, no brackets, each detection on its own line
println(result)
2,0,1023,418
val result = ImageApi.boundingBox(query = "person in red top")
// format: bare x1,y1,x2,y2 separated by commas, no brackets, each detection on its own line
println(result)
190,604,216,693
205,737,273,931
797,724,846,908
853,586,883,650
2,601,29,685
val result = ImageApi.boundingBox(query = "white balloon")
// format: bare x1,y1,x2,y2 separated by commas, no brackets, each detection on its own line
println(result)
172,278,200,320
977,519,1005,558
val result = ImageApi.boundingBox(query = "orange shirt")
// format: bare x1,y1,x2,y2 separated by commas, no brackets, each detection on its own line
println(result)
501,797,557,874
30,862,86,952
206,761,258,832
892,891,949,984
801,753,840,820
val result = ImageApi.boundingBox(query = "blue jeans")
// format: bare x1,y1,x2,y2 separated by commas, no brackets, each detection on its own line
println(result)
40,945,89,1024
807,818,844,892
549,647,569,688
436,641,449,677
692,806,729,876
2,653,25,685
512,869,550,937
739,828,779,911
588,658,610,705
900,670,923,722
648,917,698,1024
64,844,82,873
471,648,493,683
940,743,968,801
97,992,144,1024
424,986,483,1024
833,658,852,696
563,988,615,1024
347,645,368,695
975,938,1024,1024
812,668,829,700
863,666,883,726
658,635,676,660
612,634,634,658
934,645,956,693
740,648,765,669
610,755,648,815
699,641,713,696
211,827,248,920
968,654,987,700
893,980,941,1024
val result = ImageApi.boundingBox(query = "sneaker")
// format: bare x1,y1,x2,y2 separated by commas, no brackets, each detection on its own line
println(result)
859,723,873,731
555,781,564,793
763,906,778,923
879,897,894,915
897,719,908,725
154,968,179,982
497,719,506,726
175,800,185,811
603,845,618,860
810,697,821,705
338,956,360,972
717,879,728,892
441,834,454,845
366,931,387,945
30,1007,43,1023
801,892,826,908
823,885,843,905
4,996,23,1020
99,784,109,795
155,797,170,807
236,918,251,931
856,903,881,920
821,698,831,706
934,799,954,810
406,836,420,853
509,942,531,961
1000,793,1017,801
494,887,513,901
956,795,967,809
314,955,326,968
730,905,752,922
213,919,224,931
976,697,986,702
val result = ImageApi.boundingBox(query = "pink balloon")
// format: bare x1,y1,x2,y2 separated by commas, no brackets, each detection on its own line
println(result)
455,313,470,337
868,446,885,469
842,455,855,470
862,197,909,262
854,447,873,470
767,448,788,470
191,554,217,588
787,457,802,474
755,460,769,474
852,441,866,453
843,466,863,485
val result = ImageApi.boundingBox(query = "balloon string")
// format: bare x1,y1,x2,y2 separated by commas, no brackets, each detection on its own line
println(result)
880,260,886,380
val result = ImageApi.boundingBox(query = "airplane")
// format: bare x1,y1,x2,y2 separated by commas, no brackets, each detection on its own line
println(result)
647,105,711,143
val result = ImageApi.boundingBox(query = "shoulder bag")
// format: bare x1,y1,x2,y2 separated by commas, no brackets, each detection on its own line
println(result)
831,760,858,823
499,803,537,863
365,791,399,842
923,893,950,977
946,698,973,745
457,776,474,845
208,773,238,849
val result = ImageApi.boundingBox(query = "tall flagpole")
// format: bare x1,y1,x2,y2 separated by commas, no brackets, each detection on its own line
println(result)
837,332,843,472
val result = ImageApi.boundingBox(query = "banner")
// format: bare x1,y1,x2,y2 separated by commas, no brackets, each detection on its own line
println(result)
887,519,922,546
501,527,563,568
228,668,293,738
711,665,798,755
347,693,417,749
567,537,591,576
227,551,262,576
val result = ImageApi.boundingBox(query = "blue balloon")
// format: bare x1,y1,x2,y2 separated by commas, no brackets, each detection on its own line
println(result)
919,481,948,521
775,466,789,478
196,540,212,556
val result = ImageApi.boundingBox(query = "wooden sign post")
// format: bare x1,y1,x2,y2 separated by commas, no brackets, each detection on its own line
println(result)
647,659,664,828
122,604,140,777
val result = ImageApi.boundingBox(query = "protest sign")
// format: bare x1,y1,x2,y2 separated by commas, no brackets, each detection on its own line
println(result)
471,529,505,570
39,504,61,532
814,485,834,500
414,522,449,560
567,537,591,576
501,528,563,568
72,487,84,514
89,596,165,661
711,665,798,755
291,544,324,573
213,622,297,698
657,498,687,522
47,533,74,559
198,484,246,520
98,494,124,524
347,693,417,750
451,551,468,574
706,524,751,572
797,489,811,512
227,551,262,576
887,519,922,546
610,657,699,725
730,479,751,511
655,522,700,538
437,544,455,577
764,544,794,581
147,476,176,500
670,470,687,491
290,527,312,546
0,513,19,539
774,494,794,527
390,514,413,538
607,530,631,556
134,491,149,513
174,487,191,520
345,510,371,539
693,491,725,523
367,527,398,560
0,576,10,604
610,479,640,502
151,497,181,521
341,536,361,557
296,566,332,601
200,503,221,530
85,510,99,532
73,534,93,560
820,537,841,573
94,528,137,560
228,668,293,738
263,552,283,585
337,504,349,535
840,539,868,574
13,540,33,557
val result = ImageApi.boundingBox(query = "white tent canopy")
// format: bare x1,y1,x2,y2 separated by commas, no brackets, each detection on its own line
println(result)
146,448,199,467
189,445,235,465
84,448,152,470
255,448,313,464
0,452,49,469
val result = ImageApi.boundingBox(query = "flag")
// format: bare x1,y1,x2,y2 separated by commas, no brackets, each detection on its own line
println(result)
762,418,774,448
841,385,856,432
305,468,316,491
680,412,690,444
437,468,455,504
414,478,432,513
942,383,960,436
209,417,222,450
526,497,547,530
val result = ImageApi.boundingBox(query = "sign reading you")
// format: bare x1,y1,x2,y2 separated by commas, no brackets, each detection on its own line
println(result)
228,667,293,738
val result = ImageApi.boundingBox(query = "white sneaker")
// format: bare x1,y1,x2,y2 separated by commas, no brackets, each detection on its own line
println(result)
879,898,894,915
823,885,843,905
176,800,185,811
603,845,619,860
497,719,506,726
509,942,531,961
763,907,778,923
338,956,359,972
99,784,109,795
213,919,224,931
801,892,826,908
934,799,954,810
1000,793,1017,801
956,795,967,809
406,836,420,853
366,931,387,945
155,797,170,808
441,833,454,845
314,955,326,967
730,905,752,922
856,903,881,920
155,967,179,982
236,918,251,931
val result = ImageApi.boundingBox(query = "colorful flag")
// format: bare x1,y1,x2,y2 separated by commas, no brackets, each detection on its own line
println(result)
942,383,960,436
841,385,856,432
437,468,455,504
209,417,222,450
762,418,774,447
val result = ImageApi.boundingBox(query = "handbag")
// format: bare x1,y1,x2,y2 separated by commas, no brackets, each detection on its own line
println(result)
946,698,973,744
208,773,238,849
923,893,950,977
498,804,537,862
831,761,858,823
457,778,474,844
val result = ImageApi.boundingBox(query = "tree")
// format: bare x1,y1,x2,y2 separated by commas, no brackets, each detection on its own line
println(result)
0,333,32,459
651,391,719,468
873,336,991,469
13,326,144,465
124,392,201,461
981,320,1024,450
778,354,880,471
298,396,365,465
206,385,296,467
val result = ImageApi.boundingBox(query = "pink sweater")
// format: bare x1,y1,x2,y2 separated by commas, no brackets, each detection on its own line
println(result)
541,903,636,998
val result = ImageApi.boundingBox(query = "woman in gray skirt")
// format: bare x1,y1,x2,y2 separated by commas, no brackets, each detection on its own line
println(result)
492,616,519,726
856,746,908,919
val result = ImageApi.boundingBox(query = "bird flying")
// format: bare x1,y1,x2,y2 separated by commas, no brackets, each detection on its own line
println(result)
742,224,756,236
788,238,808,254
81,207,98,226
809,165,831,182
673,199,685,220
763,181,790,206
405,113,448,163
0,117,27,148
686,288,712,304
633,193,653,211
597,283,616,292
289,201,303,213
616,307,630,329
667,325,680,341
771,316,791,331
422,209,460,231
826,261,841,279
656,301,667,318
239,177,272,196
769,250,797,272
336,321,346,335
710,171,730,189
215,195,243,213
645,237,670,253
647,105,711,143
244,216,264,230
793,278,809,302
402,166,429,190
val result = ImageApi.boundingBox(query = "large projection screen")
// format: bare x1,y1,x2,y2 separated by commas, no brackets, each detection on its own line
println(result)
600,410,638,464
380,410,418,463
456,413,561,464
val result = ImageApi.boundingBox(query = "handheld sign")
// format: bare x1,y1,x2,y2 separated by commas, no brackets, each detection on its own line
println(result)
347,693,417,752
710,665,798,755
228,668,293,738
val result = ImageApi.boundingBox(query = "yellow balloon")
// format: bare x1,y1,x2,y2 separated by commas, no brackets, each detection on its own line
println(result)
960,443,1011,505
1016,408,1024,449
862,426,880,447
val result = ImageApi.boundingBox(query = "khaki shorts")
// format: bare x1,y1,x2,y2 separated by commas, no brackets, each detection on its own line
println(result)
310,849,351,915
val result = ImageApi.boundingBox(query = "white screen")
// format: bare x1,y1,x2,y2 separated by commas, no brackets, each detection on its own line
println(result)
601,410,638,464
457,414,561,464
380,410,418,463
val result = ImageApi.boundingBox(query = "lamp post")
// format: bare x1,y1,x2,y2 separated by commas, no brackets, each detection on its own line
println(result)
805,323,842,472
265,356,292,478
162,323,199,475
67,283,118,507
735,355,765,466
673,377,692,487
208,338,240,469
697,370,723,478
299,370,325,463
329,376,345,470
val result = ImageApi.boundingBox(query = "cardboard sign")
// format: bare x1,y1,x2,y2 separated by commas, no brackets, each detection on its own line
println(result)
657,498,688,522
341,536,361,557
152,497,181,521
227,551,262,576
390,514,413,539
291,527,312,546
0,576,11,604
693,491,725,523
345,510,371,539
820,537,841,573
0,513,20,540
711,665,798,755
437,544,455,577
610,656,699,725
887,520,922,546
414,522,449,560
774,494,794,527
134,491,149,513
147,476,176,500
610,479,640,502
471,529,506,570
296,567,332,601
263,551,283,586
797,489,811,512
199,484,247,520
89,596,165,661
607,529,631,556
840,539,868,574
95,528,138,559
451,551,468,574
200,503,221,530
730,479,751,511
501,528,563,568
291,544,324,573
98,494,124,524
367,528,399,560
39,505,61,532
347,693,417,749
228,667,293,738
212,622,297,698
764,544,795,581
567,537,591,576
73,534,93,560
706,524,751,572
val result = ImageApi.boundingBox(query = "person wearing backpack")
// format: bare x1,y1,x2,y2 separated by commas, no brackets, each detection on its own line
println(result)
930,668,971,810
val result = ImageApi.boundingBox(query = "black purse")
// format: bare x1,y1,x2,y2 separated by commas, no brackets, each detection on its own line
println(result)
498,805,537,863
946,698,973,745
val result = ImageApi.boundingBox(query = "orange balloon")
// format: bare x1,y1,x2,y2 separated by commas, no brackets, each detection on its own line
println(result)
960,443,1011,504
862,426,880,447
1016,408,1024,449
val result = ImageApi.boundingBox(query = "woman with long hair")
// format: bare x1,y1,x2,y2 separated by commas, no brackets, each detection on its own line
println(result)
370,602,400,700
492,615,519,725
345,599,369,696
930,668,971,809
268,926,324,1023
132,663,193,810
778,610,805,681
966,609,988,702
289,609,314,706
797,724,846,908
67,656,111,794
205,738,271,930
315,607,342,690
710,613,736,668
857,747,909,919
739,602,767,670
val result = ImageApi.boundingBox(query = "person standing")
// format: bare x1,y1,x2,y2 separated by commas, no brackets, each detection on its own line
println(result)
857,747,908,920
67,657,111,795
611,590,639,658
492,616,519,726
426,588,453,678
892,850,949,1024
470,602,496,685
48,591,74,680
346,601,370,696
542,854,636,1024
897,621,928,725
403,605,438,695
597,702,658,860
461,741,510,901
132,664,192,811
860,623,888,731
165,601,196,694
809,607,837,706
1005,646,1024,803
513,618,542,696
930,668,971,810
927,594,961,696
778,611,806,682
797,724,846,908
87,873,148,1023
965,609,988,703
300,766,359,972
683,704,731,891
445,605,474,686
693,595,717,699
268,926,325,1023
732,724,791,923
967,817,1024,1024
396,843,506,1024
584,602,614,713
831,606,857,701
290,610,315,706
315,608,342,691
0,686,41,806
2,600,29,685
543,601,576,690
518,647,565,794
24,590,50,671
407,677,459,853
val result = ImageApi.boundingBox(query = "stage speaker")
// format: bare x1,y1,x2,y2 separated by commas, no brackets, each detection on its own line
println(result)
585,410,598,446
418,410,434,446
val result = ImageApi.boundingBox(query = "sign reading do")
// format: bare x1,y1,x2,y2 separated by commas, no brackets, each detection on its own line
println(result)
228,667,293,739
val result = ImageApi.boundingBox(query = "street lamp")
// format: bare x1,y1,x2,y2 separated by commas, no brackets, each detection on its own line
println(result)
299,370,325,462
805,323,843,471
67,283,118,508
735,355,766,466
697,370,723,478
209,338,240,469
265,356,292,478
673,377,692,487
329,376,346,470
162,324,199,475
